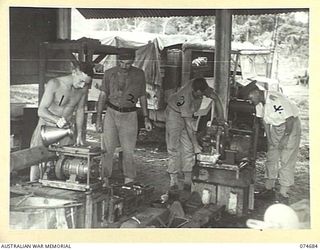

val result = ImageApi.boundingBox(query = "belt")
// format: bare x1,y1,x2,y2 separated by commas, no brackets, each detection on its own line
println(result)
167,105,180,114
107,102,137,113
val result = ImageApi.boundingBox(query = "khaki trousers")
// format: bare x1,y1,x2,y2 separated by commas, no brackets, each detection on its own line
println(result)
165,107,195,174
101,108,138,179
266,117,301,187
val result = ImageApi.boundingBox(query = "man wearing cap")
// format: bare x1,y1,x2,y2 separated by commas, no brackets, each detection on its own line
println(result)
166,77,224,191
96,52,152,186
29,61,94,181
248,84,301,203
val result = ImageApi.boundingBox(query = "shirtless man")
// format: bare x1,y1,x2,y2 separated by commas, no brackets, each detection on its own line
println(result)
29,62,94,181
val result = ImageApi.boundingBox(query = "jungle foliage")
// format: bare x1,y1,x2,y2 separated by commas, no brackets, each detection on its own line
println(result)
92,12,309,60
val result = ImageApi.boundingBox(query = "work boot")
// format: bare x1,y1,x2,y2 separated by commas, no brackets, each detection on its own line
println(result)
183,172,192,192
169,173,179,188
169,184,179,191
254,188,276,200
102,177,109,189
275,193,289,205
265,179,276,190
183,183,191,192
183,172,192,183
124,177,134,184
279,186,290,197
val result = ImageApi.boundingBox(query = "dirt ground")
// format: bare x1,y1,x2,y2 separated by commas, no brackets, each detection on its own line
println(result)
10,78,310,227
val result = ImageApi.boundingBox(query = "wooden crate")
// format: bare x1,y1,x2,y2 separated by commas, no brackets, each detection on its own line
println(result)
192,163,255,216
191,181,217,204
191,180,251,216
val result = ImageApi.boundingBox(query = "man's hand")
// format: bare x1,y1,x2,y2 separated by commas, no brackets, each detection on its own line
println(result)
95,118,103,133
194,143,203,154
75,135,84,146
144,117,152,132
279,133,290,150
267,136,275,149
56,117,67,128
216,118,227,126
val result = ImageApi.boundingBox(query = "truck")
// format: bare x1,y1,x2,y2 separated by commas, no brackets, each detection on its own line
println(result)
87,33,279,134
12,34,277,152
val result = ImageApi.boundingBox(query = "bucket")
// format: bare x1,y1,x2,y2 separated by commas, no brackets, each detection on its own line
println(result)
10,196,82,229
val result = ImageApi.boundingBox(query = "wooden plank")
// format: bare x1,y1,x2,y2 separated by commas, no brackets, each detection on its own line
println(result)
181,49,192,85
194,165,254,187
85,192,93,228
10,183,88,201
93,53,107,63
10,75,39,85
10,146,57,172
38,43,46,103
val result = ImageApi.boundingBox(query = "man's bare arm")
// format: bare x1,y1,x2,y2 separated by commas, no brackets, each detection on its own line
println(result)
183,117,202,153
205,89,225,120
139,95,152,131
95,91,107,132
262,120,274,146
284,116,295,135
37,80,61,124
75,87,88,144
278,116,295,149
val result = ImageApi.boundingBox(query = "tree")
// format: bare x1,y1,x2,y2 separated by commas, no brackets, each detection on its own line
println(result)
89,12,308,61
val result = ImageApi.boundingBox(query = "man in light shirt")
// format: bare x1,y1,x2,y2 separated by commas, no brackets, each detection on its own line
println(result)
248,84,301,204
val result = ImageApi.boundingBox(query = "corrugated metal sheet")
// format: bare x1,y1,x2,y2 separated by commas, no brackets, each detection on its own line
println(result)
77,8,308,19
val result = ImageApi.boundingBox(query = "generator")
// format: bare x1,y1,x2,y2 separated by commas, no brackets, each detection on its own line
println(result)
39,145,103,191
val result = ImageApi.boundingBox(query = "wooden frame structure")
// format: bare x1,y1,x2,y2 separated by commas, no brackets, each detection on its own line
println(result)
38,38,134,102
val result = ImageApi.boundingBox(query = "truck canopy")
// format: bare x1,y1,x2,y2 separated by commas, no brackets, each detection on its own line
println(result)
182,40,270,55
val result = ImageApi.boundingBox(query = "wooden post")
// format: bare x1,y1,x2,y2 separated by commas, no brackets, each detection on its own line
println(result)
57,8,71,39
181,48,192,85
10,146,56,172
38,43,46,103
214,9,232,120
85,191,93,228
